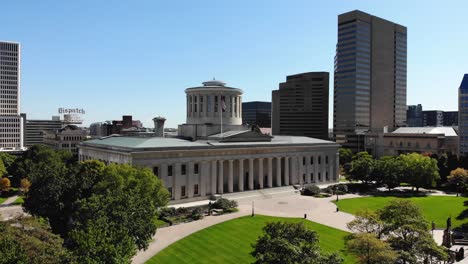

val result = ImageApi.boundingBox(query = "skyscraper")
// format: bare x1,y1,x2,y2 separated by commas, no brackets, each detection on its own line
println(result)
0,41,23,151
242,101,272,128
333,10,407,152
272,72,329,140
407,104,423,127
459,74,468,156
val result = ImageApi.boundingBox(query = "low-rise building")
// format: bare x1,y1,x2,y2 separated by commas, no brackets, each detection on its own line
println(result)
365,127,458,158
44,125,87,154
24,116,63,147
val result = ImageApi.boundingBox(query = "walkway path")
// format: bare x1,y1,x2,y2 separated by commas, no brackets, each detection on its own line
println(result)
0,195,26,221
132,192,360,264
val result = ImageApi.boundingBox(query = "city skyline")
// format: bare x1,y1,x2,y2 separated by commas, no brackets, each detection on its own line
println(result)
2,0,467,128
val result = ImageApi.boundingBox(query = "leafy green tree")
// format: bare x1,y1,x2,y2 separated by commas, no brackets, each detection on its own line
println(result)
347,152,375,184
378,200,448,263
0,159,7,177
0,217,74,264
251,221,343,264
447,168,468,195
339,148,353,166
346,233,397,264
0,152,16,174
347,209,384,238
372,156,403,190
400,153,440,191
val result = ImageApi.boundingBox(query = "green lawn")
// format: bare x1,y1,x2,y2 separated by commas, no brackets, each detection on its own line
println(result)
335,196,468,229
0,197,6,204
146,215,355,264
13,196,24,205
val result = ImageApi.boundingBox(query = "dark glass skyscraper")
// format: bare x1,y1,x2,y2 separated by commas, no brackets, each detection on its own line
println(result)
333,10,407,152
459,74,468,156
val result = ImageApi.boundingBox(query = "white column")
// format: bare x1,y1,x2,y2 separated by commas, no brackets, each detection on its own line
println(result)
298,156,304,186
335,152,340,181
218,160,224,194
228,160,234,193
314,155,319,183
267,157,273,188
174,163,181,200
305,156,311,183
258,158,264,189
276,157,282,187
238,159,244,191
290,156,297,185
284,157,290,186
321,153,326,182
188,162,194,198
248,158,254,190
200,161,207,196
211,160,217,195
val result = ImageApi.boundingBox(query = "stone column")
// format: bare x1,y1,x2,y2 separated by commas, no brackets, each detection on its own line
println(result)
211,160,217,195
321,153,326,182
228,160,234,193
200,161,207,196
218,160,224,194
267,157,273,188
258,158,264,189
314,155,319,183
276,157,282,187
305,156,311,184
284,157,290,186
290,156,297,185
238,159,244,191
174,163,181,200
335,152,340,181
298,156,304,186
188,162,194,198
248,158,254,190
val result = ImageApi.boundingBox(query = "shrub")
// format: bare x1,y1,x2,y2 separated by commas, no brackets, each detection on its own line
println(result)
302,184,321,196
190,207,204,220
212,198,238,212
0,177,11,192
324,184,349,194
159,207,176,218
20,178,31,194
176,207,189,215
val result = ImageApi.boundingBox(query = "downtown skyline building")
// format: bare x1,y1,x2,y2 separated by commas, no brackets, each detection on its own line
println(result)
272,72,329,140
459,74,468,156
333,10,407,152
0,41,24,152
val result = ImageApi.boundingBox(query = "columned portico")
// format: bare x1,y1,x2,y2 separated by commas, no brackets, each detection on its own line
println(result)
284,157,290,186
218,160,224,194
267,157,273,187
248,158,254,190
276,157,282,187
210,160,217,195
238,159,244,191
258,158,264,189
305,156,311,184
228,160,234,192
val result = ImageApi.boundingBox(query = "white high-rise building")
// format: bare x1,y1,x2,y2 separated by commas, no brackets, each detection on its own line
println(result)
0,41,24,151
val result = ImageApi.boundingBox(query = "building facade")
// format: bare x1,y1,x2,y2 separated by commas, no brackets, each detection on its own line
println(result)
459,74,468,156
333,10,407,152
0,41,24,151
79,79,340,203
365,127,458,158
407,104,423,127
44,125,87,154
242,101,271,128
24,116,63,146
423,110,444,127
443,111,458,126
272,72,329,140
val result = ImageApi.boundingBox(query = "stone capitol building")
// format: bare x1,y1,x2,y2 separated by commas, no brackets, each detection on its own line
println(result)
79,80,340,203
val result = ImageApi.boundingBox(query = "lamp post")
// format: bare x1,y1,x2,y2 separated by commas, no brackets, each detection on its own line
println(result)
251,201,255,217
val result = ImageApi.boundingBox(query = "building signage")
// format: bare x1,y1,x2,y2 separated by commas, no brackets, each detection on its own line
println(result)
58,108,85,114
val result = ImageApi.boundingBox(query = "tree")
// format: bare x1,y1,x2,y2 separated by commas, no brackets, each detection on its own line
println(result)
400,153,440,191
251,221,343,264
24,160,170,263
347,209,384,238
20,178,31,194
346,233,397,264
447,168,468,195
0,217,74,264
347,152,375,184
378,200,448,263
0,159,7,177
339,148,353,166
0,177,11,192
0,152,16,174
372,156,403,190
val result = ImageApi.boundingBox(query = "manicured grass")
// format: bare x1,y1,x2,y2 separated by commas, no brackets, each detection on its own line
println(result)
335,196,468,228
146,215,355,264
13,196,24,205
0,197,6,204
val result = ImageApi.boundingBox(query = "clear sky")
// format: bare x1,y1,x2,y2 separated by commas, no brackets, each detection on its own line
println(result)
2,0,467,128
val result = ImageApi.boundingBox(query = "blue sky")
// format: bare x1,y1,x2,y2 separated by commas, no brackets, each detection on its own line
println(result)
2,0,467,128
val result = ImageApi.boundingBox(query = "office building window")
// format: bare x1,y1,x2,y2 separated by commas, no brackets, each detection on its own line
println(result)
153,166,159,176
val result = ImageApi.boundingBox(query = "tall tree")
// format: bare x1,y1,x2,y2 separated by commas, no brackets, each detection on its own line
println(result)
347,152,375,184
372,156,403,190
447,168,468,194
400,153,440,191
347,209,384,238
339,148,353,166
251,221,343,264
346,233,397,264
